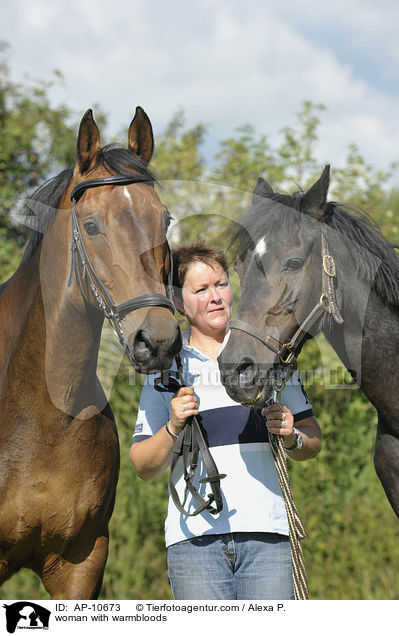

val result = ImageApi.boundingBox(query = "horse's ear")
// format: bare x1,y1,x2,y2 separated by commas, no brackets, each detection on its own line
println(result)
128,106,154,164
301,165,330,218
252,177,274,204
76,109,101,175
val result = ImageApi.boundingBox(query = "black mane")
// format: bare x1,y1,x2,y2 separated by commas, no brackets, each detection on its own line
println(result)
321,201,399,307
21,144,158,259
231,190,399,307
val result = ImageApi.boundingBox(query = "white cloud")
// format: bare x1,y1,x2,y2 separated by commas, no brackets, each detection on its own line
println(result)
2,0,398,183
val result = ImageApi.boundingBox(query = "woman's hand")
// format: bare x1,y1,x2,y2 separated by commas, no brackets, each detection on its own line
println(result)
169,386,199,436
261,403,296,448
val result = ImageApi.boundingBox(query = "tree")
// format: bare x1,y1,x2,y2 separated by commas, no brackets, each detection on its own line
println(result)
278,101,326,186
0,42,106,241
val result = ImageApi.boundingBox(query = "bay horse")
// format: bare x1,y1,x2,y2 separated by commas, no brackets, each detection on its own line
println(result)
218,165,399,518
0,107,181,598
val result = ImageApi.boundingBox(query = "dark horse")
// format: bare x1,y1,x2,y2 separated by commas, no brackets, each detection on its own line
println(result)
219,165,399,518
0,107,181,598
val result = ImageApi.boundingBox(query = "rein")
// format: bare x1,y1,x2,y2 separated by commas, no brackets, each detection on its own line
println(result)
230,229,343,366
68,174,175,363
268,377,309,600
155,355,226,517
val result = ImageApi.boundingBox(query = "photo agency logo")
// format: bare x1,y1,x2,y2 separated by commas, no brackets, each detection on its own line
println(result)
2,603,50,633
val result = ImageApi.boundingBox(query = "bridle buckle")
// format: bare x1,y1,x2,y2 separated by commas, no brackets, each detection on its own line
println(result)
279,345,296,366
323,253,336,277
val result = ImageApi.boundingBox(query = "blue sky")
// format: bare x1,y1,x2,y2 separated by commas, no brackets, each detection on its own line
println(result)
2,0,399,184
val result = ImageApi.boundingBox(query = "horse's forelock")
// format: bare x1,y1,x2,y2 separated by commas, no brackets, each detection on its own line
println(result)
96,144,159,186
231,190,306,257
21,144,160,258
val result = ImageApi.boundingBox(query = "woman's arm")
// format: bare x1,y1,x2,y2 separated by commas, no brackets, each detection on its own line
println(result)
130,386,199,480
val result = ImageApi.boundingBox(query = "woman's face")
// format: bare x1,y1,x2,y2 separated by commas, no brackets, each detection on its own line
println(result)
181,261,233,336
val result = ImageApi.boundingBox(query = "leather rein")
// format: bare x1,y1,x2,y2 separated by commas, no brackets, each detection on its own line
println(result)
230,228,344,367
68,174,175,364
155,355,226,517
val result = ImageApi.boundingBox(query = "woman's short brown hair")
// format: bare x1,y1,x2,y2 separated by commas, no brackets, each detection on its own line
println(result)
172,242,228,295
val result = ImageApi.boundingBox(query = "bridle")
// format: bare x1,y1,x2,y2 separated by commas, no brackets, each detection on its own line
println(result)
68,174,175,363
230,227,344,368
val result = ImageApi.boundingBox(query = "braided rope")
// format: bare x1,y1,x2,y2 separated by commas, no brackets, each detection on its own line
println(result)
269,432,309,600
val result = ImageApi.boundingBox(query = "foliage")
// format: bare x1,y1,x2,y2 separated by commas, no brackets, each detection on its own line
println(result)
0,41,107,241
0,49,398,600
293,338,399,599
278,101,326,186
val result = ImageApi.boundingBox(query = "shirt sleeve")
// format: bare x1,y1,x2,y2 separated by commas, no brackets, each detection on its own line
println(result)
132,374,173,443
280,370,314,423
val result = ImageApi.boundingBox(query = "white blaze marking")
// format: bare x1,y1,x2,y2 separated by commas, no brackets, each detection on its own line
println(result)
123,187,132,206
255,236,267,257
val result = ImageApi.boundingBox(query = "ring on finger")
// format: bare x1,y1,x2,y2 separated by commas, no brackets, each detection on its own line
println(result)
281,412,287,428
183,403,189,412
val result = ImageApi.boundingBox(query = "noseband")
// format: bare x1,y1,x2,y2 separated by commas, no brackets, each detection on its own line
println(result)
230,229,344,367
68,174,175,360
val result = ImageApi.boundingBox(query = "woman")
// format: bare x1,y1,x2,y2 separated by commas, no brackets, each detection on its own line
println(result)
130,242,322,600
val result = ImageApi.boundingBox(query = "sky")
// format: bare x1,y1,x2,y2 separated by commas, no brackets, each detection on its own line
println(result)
2,0,399,185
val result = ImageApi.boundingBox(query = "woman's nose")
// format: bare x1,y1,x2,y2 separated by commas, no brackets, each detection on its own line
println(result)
209,287,222,302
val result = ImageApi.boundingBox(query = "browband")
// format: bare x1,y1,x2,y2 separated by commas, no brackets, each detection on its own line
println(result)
71,174,154,203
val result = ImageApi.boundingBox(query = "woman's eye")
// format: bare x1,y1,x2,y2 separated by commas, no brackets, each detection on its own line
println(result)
285,258,304,271
84,220,99,236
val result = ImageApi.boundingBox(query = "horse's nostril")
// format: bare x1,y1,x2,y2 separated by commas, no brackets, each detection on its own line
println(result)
133,330,155,357
236,361,258,387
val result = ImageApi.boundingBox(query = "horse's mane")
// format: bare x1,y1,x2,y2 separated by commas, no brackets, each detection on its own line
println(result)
231,190,399,308
21,144,158,260
321,201,399,307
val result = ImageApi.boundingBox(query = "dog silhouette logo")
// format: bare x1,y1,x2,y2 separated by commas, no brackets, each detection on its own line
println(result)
3,602,50,633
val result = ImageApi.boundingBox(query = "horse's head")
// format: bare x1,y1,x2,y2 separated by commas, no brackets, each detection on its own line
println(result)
42,107,181,374
219,166,331,405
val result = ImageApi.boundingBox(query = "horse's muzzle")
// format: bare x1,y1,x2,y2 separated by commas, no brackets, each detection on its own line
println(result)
128,316,182,373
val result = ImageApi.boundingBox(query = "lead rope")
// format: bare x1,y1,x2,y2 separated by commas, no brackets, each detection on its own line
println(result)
268,378,309,600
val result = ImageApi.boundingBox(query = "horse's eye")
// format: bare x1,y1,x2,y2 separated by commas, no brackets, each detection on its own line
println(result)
285,258,304,271
84,220,99,236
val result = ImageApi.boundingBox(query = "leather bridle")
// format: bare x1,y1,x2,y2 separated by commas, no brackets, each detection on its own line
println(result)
230,228,344,367
68,174,175,364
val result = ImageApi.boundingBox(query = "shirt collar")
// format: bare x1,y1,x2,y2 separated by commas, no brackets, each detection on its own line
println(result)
181,328,231,362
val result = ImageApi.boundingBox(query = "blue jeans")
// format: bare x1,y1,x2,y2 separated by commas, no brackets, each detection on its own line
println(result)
167,532,294,600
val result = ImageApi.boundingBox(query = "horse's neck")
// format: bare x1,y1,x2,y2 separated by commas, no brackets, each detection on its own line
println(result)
0,253,43,395
324,282,399,413
0,248,106,419
43,290,106,418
